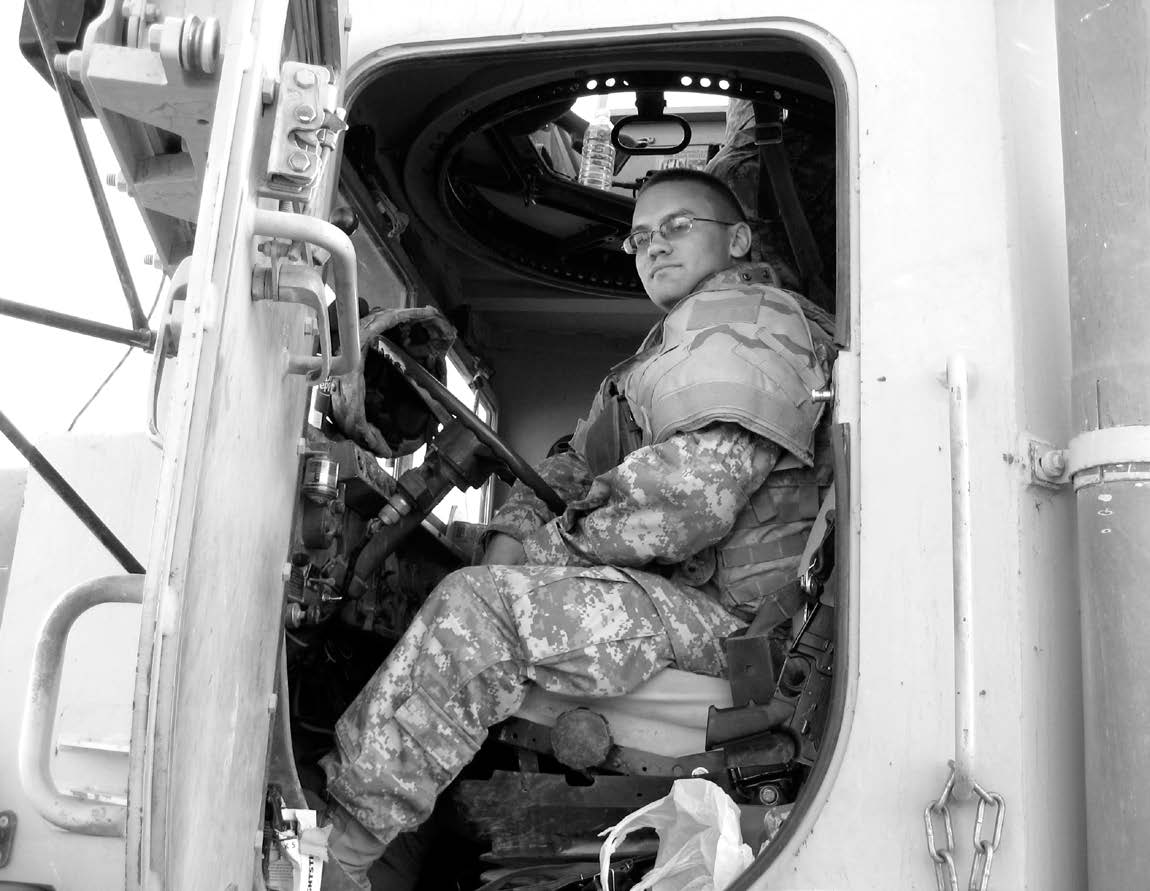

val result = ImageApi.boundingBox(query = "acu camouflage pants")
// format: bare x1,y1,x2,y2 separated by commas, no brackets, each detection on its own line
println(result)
321,563,744,844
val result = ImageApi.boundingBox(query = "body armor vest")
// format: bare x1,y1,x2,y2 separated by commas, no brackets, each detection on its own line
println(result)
571,264,834,622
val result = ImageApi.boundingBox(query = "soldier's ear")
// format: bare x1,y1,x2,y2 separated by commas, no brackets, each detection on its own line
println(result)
728,221,752,259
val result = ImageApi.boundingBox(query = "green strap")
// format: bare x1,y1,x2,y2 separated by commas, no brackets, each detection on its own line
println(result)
753,103,835,313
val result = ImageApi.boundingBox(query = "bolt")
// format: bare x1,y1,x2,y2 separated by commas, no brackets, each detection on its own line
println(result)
261,75,277,105
285,603,305,628
143,254,162,269
294,104,317,123
379,504,402,526
758,785,780,806
287,150,311,172
294,68,317,88
1038,449,1068,479
55,50,83,81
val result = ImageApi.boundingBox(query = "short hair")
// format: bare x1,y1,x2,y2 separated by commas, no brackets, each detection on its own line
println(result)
636,168,748,224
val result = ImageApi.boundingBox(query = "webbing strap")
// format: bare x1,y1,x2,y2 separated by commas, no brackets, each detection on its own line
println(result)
718,530,808,568
743,579,806,636
753,103,834,312
798,488,836,577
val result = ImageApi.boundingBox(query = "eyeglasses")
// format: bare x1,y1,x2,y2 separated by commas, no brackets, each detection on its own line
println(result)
621,214,740,255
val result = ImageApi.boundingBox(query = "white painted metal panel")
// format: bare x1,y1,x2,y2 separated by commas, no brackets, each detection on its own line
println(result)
0,435,158,889
342,3,1085,888
124,2,348,889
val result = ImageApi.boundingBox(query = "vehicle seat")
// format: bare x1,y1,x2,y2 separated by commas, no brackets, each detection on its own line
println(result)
515,668,732,758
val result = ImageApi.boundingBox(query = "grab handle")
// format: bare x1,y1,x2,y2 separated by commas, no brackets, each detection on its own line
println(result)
18,575,144,837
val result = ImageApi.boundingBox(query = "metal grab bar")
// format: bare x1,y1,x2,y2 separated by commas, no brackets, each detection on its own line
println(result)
18,575,144,837
251,209,361,377
945,355,976,801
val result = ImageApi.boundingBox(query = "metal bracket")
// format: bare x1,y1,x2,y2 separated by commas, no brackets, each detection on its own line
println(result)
1024,436,1069,489
263,61,347,201
148,258,193,445
251,258,333,382
1022,426,1150,489
0,810,15,868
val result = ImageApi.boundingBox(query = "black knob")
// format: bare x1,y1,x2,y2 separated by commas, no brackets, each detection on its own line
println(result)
330,206,359,236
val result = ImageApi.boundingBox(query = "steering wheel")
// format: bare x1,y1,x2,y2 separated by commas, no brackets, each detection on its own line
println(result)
378,339,567,515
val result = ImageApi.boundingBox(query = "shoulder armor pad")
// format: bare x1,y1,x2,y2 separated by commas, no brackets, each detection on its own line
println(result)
624,286,828,465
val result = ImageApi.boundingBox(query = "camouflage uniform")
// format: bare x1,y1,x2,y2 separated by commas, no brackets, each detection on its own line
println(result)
322,264,830,845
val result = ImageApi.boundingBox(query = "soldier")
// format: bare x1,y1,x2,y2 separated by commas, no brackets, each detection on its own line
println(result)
319,168,833,890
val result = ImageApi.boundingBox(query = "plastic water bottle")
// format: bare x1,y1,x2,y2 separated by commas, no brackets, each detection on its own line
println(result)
578,104,616,190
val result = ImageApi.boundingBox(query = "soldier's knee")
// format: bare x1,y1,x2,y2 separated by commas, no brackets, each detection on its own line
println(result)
426,566,501,614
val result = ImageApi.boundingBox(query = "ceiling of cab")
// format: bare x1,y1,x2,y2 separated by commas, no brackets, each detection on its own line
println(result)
341,34,835,343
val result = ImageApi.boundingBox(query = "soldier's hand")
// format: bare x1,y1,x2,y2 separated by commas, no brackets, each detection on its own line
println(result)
481,533,526,566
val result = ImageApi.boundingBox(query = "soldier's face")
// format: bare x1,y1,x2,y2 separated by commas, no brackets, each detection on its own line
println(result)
632,182,748,311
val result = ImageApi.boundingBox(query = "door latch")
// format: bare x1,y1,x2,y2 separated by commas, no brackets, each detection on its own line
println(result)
262,61,347,201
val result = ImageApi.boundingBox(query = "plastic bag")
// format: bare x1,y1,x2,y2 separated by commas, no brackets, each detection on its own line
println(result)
598,778,754,891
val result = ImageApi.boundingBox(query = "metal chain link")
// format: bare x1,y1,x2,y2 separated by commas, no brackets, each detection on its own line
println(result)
924,764,960,891
968,779,1006,891
923,762,1006,891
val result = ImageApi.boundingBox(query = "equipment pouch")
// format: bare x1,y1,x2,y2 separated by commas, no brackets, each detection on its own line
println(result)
582,380,644,476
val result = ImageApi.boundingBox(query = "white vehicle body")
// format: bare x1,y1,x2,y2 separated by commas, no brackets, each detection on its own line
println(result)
6,1,1137,889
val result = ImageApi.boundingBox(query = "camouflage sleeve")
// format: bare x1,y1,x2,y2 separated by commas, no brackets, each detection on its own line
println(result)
484,451,594,542
521,424,781,568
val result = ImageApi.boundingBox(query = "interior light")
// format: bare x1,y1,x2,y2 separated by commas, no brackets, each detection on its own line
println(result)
719,79,730,90
699,77,712,87
586,79,598,90
680,75,693,86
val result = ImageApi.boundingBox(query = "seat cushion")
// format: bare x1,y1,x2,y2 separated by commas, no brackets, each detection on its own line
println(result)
517,669,732,758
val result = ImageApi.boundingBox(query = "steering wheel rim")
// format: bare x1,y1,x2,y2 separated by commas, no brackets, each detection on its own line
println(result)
378,339,567,515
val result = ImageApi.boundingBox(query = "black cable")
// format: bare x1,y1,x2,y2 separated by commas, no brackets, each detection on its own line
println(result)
68,275,167,432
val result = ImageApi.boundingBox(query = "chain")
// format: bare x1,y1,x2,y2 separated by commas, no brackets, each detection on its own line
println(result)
922,762,1006,891
968,779,1006,891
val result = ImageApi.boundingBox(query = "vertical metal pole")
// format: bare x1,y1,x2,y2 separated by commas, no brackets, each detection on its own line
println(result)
945,355,976,802
1055,4,1150,889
